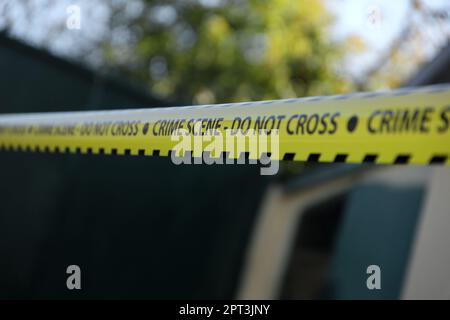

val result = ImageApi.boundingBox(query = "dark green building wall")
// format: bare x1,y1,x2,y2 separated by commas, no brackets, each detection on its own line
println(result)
0,34,270,298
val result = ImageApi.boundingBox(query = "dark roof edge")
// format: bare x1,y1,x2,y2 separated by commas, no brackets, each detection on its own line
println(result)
404,41,450,87
0,32,171,106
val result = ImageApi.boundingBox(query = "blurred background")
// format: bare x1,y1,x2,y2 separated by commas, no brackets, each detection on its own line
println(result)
0,0,449,299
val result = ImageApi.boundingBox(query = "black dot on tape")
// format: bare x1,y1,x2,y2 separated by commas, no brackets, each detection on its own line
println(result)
347,115,358,133
142,122,150,135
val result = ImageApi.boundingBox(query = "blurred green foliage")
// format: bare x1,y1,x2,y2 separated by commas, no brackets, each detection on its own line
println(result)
103,0,352,104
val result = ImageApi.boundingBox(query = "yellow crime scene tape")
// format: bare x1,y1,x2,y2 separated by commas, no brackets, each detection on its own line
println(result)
0,84,449,165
